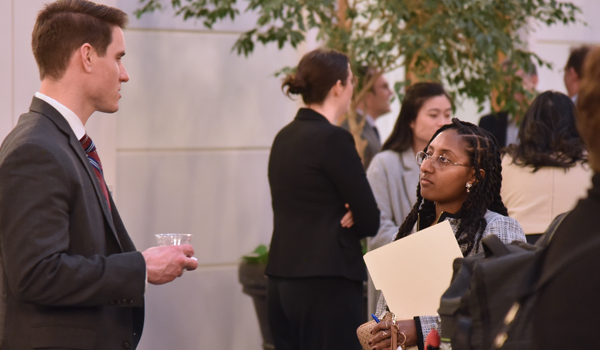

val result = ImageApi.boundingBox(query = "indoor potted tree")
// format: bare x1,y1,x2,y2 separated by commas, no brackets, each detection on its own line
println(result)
136,0,580,159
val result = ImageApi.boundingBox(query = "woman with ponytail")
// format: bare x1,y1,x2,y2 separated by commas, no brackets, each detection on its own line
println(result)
369,119,526,350
266,48,380,350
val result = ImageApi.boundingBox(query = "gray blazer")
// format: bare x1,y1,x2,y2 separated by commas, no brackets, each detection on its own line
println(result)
366,149,420,251
0,97,146,349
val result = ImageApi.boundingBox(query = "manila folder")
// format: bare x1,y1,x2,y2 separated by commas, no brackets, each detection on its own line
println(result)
364,220,462,319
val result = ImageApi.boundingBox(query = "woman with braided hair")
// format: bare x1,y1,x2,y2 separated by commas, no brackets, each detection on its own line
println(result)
368,118,526,350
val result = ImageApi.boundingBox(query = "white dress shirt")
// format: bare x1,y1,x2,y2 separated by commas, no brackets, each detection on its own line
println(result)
35,92,86,140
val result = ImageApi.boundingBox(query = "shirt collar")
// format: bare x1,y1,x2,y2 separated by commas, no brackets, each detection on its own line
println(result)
356,108,376,127
35,92,86,140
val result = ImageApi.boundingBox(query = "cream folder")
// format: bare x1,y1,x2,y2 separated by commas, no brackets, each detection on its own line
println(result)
364,220,462,319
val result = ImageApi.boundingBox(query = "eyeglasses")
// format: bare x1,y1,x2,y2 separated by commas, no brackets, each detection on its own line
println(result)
416,151,470,169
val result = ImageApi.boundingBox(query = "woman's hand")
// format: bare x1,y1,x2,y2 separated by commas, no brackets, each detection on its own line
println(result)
341,203,354,228
369,319,418,350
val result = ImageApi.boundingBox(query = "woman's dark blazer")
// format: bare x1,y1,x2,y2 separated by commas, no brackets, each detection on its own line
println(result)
266,108,380,282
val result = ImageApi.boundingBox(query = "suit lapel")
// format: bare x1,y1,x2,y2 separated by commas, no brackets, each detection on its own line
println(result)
29,97,122,249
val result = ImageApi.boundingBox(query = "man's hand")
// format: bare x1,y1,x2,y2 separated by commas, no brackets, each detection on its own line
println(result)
142,245,198,285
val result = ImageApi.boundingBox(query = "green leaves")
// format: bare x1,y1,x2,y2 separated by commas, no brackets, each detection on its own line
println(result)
136,0,582,115
241,244,269,264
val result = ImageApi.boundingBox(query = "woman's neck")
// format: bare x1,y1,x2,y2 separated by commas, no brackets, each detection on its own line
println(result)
412,139,428,154
306,103,339,124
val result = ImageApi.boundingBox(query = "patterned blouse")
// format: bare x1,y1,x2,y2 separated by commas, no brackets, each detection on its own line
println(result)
375,210,526,348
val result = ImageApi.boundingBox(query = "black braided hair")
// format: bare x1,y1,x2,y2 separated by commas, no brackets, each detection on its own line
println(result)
395,118,508,256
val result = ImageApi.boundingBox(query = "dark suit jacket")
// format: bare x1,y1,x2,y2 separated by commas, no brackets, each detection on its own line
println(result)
0,97,146,349
478,111,509,147
266,108,380,282
340,114,382,170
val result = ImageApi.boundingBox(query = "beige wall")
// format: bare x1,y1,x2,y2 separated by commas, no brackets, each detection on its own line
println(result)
1,0,599,349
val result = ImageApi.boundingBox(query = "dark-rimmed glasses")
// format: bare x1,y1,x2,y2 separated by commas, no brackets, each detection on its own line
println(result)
416,151,470,169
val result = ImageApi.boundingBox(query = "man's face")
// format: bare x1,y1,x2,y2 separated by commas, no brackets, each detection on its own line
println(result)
366,74,393,118
89,26,129,113
563,66,578,97
514,69,538,104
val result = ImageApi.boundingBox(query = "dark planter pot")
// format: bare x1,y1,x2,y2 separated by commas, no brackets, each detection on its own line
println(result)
238,262,274,350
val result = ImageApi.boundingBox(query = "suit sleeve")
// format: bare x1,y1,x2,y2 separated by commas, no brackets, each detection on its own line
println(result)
0,142,146,307
366,155,399,249
321,130,380,239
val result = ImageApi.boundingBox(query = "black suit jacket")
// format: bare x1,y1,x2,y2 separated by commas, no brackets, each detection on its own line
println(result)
266,108,380,282
478,111,509,147
0,98,146,349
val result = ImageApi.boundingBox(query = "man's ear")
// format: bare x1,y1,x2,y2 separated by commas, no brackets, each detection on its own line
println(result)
78,43,94,73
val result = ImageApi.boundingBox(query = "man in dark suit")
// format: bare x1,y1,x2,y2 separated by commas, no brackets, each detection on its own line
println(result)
564,45,592,102
478,61,538,147
0,1,198,348
341,67,393,169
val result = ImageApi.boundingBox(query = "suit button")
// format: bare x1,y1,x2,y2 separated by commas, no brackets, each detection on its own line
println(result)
129,299,134,304
122,298,128,304
123,341,131,349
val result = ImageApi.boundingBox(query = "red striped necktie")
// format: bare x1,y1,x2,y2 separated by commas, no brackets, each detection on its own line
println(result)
79,134,111,211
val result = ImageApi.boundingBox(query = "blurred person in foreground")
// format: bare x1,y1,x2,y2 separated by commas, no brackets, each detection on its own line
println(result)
0,1,197,348
266,48,380,350
340,67,394,169
501,91,591,244
532,46,600,349
564,45,592,102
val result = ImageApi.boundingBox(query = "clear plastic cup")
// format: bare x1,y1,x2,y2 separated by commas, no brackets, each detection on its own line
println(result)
155,233,192,246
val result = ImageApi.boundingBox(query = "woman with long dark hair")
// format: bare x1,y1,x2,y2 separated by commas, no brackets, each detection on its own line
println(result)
365,83,451,313
266,48,380,350
367,82,452,250
501,91,591,244
369,119,525,350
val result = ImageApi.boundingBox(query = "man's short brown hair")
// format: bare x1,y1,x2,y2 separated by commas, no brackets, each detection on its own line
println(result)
32,0,128,80
566,45,592,79
576,46,600,172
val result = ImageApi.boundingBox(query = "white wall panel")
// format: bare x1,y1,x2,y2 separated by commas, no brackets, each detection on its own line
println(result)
116,150,273,265
137,266,262,350
12,0,45,124
529,42,572,95
529,0,600,44
118,29,298,150
0,0,14,140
